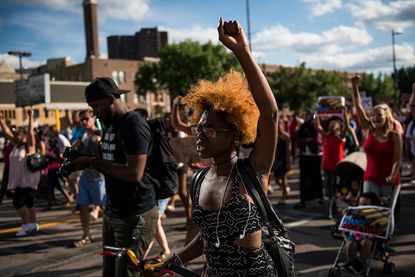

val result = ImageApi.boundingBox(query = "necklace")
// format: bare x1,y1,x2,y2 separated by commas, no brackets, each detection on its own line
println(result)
212,155,237,167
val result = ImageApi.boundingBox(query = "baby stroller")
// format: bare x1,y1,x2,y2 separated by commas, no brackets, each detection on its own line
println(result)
328,152,400,277
329,152,366,226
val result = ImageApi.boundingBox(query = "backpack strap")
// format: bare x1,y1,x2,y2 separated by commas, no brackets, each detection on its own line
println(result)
236,158,287,236
189,167,210,204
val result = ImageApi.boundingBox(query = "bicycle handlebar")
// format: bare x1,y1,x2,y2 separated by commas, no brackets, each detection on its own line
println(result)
100,245,199,277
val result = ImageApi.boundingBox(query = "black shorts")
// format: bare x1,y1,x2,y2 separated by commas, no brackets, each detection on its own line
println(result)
13,187,35,209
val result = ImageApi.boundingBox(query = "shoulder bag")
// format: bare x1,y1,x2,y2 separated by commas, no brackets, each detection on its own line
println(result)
236,158,296,277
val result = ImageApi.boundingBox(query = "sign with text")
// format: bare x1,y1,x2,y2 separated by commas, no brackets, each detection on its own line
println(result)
316,96,345,118
15,74,51,107
338,205,392,240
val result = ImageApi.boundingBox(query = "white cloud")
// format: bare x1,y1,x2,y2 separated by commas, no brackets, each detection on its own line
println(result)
100,0,151,22
346,0,415,31
5,0,151,21
0,53,45,69
304,43,415,72
252,24,372,55
302,0,342,17
162,26,218,45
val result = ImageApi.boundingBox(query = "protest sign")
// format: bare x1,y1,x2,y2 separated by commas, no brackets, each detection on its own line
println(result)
316,96,345,119
338,205,392,240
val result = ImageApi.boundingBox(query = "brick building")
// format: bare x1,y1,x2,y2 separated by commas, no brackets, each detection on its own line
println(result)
0,0,171,127
108,28,168,61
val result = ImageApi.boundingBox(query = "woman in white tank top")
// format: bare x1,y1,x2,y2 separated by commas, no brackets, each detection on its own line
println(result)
0,110,41,237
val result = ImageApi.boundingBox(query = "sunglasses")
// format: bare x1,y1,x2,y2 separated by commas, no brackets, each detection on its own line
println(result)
190,124,230,138
80,117,90,122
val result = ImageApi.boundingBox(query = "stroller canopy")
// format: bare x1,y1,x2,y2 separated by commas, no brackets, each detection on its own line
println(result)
336,151,366,178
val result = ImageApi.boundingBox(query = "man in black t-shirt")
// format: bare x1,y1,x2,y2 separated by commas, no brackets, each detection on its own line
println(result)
71,77,158,277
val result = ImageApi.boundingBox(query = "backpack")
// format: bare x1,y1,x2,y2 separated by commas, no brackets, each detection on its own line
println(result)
115,113,178,199
146,118,178,199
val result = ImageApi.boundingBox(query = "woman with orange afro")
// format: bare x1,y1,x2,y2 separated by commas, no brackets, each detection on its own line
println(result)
165,18,279,276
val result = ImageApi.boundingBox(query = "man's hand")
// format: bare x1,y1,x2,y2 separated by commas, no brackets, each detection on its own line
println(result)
218,18,249,53
70,156,94,171
27,109,33,117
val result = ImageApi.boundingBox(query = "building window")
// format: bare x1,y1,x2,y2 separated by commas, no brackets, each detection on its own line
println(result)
118,71,125,83
112,70,126,84
112,71,118,81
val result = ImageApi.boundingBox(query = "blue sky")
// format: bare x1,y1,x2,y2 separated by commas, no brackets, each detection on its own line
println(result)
0,0,414,74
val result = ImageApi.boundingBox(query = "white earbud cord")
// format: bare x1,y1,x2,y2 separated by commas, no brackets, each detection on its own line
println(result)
236,164,252,240
214,162,236,248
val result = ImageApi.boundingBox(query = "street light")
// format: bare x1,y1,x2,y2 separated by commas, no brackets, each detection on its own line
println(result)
392,30,403,104
8,51,32,80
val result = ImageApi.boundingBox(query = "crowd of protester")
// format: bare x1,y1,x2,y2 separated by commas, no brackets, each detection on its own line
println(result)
0,18,414,277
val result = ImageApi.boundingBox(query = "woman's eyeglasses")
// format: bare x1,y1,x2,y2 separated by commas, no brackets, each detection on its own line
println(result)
190,124,230,138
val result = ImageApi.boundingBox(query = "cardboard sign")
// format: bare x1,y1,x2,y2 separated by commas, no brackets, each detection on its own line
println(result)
338,205,392,240
316,96,345,118
15,74,51,107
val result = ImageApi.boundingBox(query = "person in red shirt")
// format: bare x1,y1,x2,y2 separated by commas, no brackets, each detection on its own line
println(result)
315,111,348,219
351,75,402,200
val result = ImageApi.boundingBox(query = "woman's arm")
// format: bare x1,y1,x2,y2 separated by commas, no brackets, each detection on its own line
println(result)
314,115,327,136
26,110,36,154
350,75,371,130
0,113,16,143
166,233,204,266
218,19,278,175
386,131,403,184
340,108,349,138
171,96,192,135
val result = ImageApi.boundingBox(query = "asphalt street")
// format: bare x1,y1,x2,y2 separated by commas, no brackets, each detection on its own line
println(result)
0,165,414,277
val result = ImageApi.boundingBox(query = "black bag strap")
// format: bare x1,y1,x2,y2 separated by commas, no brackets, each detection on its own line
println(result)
189,166,210,203
236,158,287,236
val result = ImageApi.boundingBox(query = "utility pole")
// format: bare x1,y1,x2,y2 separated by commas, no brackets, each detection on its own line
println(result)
246,0,252,51
392,30,402,104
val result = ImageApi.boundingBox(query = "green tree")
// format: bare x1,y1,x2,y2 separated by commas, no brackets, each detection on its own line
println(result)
267,63,349,110
397,66,415,95
134,40,239,100
134,63,159,96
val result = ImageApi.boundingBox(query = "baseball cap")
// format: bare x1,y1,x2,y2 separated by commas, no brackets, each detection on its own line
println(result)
85,77,129,102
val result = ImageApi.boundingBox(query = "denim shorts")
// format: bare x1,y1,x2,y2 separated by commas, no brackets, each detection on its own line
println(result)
363,181,393,198
157,198,169,215
76,177,106,206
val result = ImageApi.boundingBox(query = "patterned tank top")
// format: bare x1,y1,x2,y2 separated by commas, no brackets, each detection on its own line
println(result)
192,168,278,276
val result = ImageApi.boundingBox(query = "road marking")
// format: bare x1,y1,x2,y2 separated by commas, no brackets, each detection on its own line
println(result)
285,217,315,228
0,214,79,235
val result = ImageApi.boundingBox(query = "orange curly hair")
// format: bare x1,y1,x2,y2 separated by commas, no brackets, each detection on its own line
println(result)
182,70,259,144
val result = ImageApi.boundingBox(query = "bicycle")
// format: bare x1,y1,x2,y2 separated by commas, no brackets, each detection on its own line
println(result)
100,245,199,277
